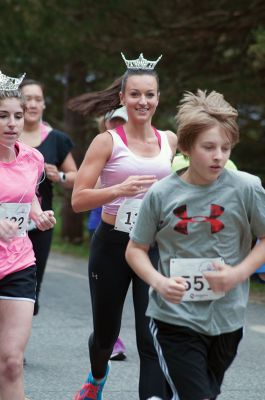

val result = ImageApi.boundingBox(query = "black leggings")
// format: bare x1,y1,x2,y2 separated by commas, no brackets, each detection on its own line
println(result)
28,228,53,299
88,220,170,400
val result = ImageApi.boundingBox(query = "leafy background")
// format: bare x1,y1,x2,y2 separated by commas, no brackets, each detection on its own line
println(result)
1,0,265,241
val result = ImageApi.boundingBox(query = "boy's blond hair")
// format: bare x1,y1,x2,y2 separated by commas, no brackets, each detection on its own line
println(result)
176,90,239,152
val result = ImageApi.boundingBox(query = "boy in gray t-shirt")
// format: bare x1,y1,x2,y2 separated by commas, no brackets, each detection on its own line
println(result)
126,89,265,400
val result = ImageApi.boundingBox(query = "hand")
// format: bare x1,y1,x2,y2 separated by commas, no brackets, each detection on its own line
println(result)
156,275,187,304
203,261,240,293
0,219,18,242
116,175,158,197
34,210,56,231
44,163,60,183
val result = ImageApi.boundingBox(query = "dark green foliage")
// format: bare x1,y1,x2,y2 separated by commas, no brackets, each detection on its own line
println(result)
1,0,265,239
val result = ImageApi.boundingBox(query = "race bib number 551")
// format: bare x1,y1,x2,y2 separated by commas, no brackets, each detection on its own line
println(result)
170,258,225,302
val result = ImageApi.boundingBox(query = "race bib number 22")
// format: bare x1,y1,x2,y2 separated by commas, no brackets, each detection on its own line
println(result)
0,203,31,237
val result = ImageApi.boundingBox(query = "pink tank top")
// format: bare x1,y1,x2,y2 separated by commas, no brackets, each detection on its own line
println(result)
0,142,44,279
101,126,173,216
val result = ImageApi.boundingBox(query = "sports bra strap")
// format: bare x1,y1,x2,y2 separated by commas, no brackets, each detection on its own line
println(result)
115,125,127,145
152,126,161,148
115,125,161,148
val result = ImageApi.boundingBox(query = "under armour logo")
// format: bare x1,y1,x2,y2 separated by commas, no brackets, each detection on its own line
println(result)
173,204,224,235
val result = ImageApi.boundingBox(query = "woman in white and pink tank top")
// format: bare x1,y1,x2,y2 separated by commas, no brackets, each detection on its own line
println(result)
69,53,178,400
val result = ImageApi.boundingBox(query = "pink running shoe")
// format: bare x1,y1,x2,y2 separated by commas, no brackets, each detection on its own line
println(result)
110,337,126,361
74,363,110,400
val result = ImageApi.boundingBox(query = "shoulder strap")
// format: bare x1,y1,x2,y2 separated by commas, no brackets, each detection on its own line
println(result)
152,126,161,148
115,125,127,146
115,124,161,148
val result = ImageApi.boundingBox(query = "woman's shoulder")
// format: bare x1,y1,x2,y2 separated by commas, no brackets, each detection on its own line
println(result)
92,130,114,145
48,128,72,142
85,130,114,159
158,129,178,153
18,141,44,163
43,129,74,157
167,129,177,141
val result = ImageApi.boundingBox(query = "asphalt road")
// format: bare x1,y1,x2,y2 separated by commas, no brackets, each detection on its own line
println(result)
24,251,265,400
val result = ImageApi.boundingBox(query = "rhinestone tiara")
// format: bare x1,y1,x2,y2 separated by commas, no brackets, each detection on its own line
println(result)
0,70,26,91
121,52,162,70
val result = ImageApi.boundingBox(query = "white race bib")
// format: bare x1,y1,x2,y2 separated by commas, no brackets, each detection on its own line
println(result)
115,199,142,233
0,203,31,237
170,258,225,302
27,218,37,231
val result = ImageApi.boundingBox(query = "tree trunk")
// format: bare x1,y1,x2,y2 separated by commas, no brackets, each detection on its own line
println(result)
60,188,84,244
60,62,89,243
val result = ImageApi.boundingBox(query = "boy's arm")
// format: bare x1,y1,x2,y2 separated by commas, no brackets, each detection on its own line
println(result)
204,237,265,292
125,239,186,304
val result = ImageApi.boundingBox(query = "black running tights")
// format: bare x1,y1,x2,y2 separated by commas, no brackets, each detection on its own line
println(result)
88,220,170,400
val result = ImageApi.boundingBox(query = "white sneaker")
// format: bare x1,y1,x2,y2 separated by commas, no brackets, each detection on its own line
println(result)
146,397,163,400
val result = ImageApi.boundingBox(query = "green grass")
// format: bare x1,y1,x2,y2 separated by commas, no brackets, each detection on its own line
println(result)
250,280,265,293
51,235,89,259
51,191,90,259
51,211,90,259
249,279,265,303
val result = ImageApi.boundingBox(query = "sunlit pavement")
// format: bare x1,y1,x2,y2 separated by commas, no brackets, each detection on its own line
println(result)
24,252,265,400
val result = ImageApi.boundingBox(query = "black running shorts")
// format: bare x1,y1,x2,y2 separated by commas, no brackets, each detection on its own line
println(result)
0,265,36,302
154,320,243,400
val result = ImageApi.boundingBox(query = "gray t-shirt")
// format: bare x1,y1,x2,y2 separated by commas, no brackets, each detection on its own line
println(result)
130,169,265,335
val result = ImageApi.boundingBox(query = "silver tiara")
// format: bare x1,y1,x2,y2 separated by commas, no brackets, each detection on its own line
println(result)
0,70,26,91
121,52,162,70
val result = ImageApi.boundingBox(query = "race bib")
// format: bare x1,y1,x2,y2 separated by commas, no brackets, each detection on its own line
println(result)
0,203,31,237
170,258,225,302
115,199,142,233
27,218,37,231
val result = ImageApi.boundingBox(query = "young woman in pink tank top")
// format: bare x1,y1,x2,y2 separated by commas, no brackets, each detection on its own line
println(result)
68,53,178,400
0,72,56,400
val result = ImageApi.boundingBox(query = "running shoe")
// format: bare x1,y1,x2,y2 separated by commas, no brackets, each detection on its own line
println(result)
146,398,163,400
146,398,164,400
110,337,126,361
74,362,110,400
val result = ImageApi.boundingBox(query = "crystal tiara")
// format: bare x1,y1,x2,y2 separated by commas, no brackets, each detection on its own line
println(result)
121,52,162,70
0,70,26,91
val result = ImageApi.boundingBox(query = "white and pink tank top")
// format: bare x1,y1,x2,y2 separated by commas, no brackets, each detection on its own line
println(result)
101,125,173,216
